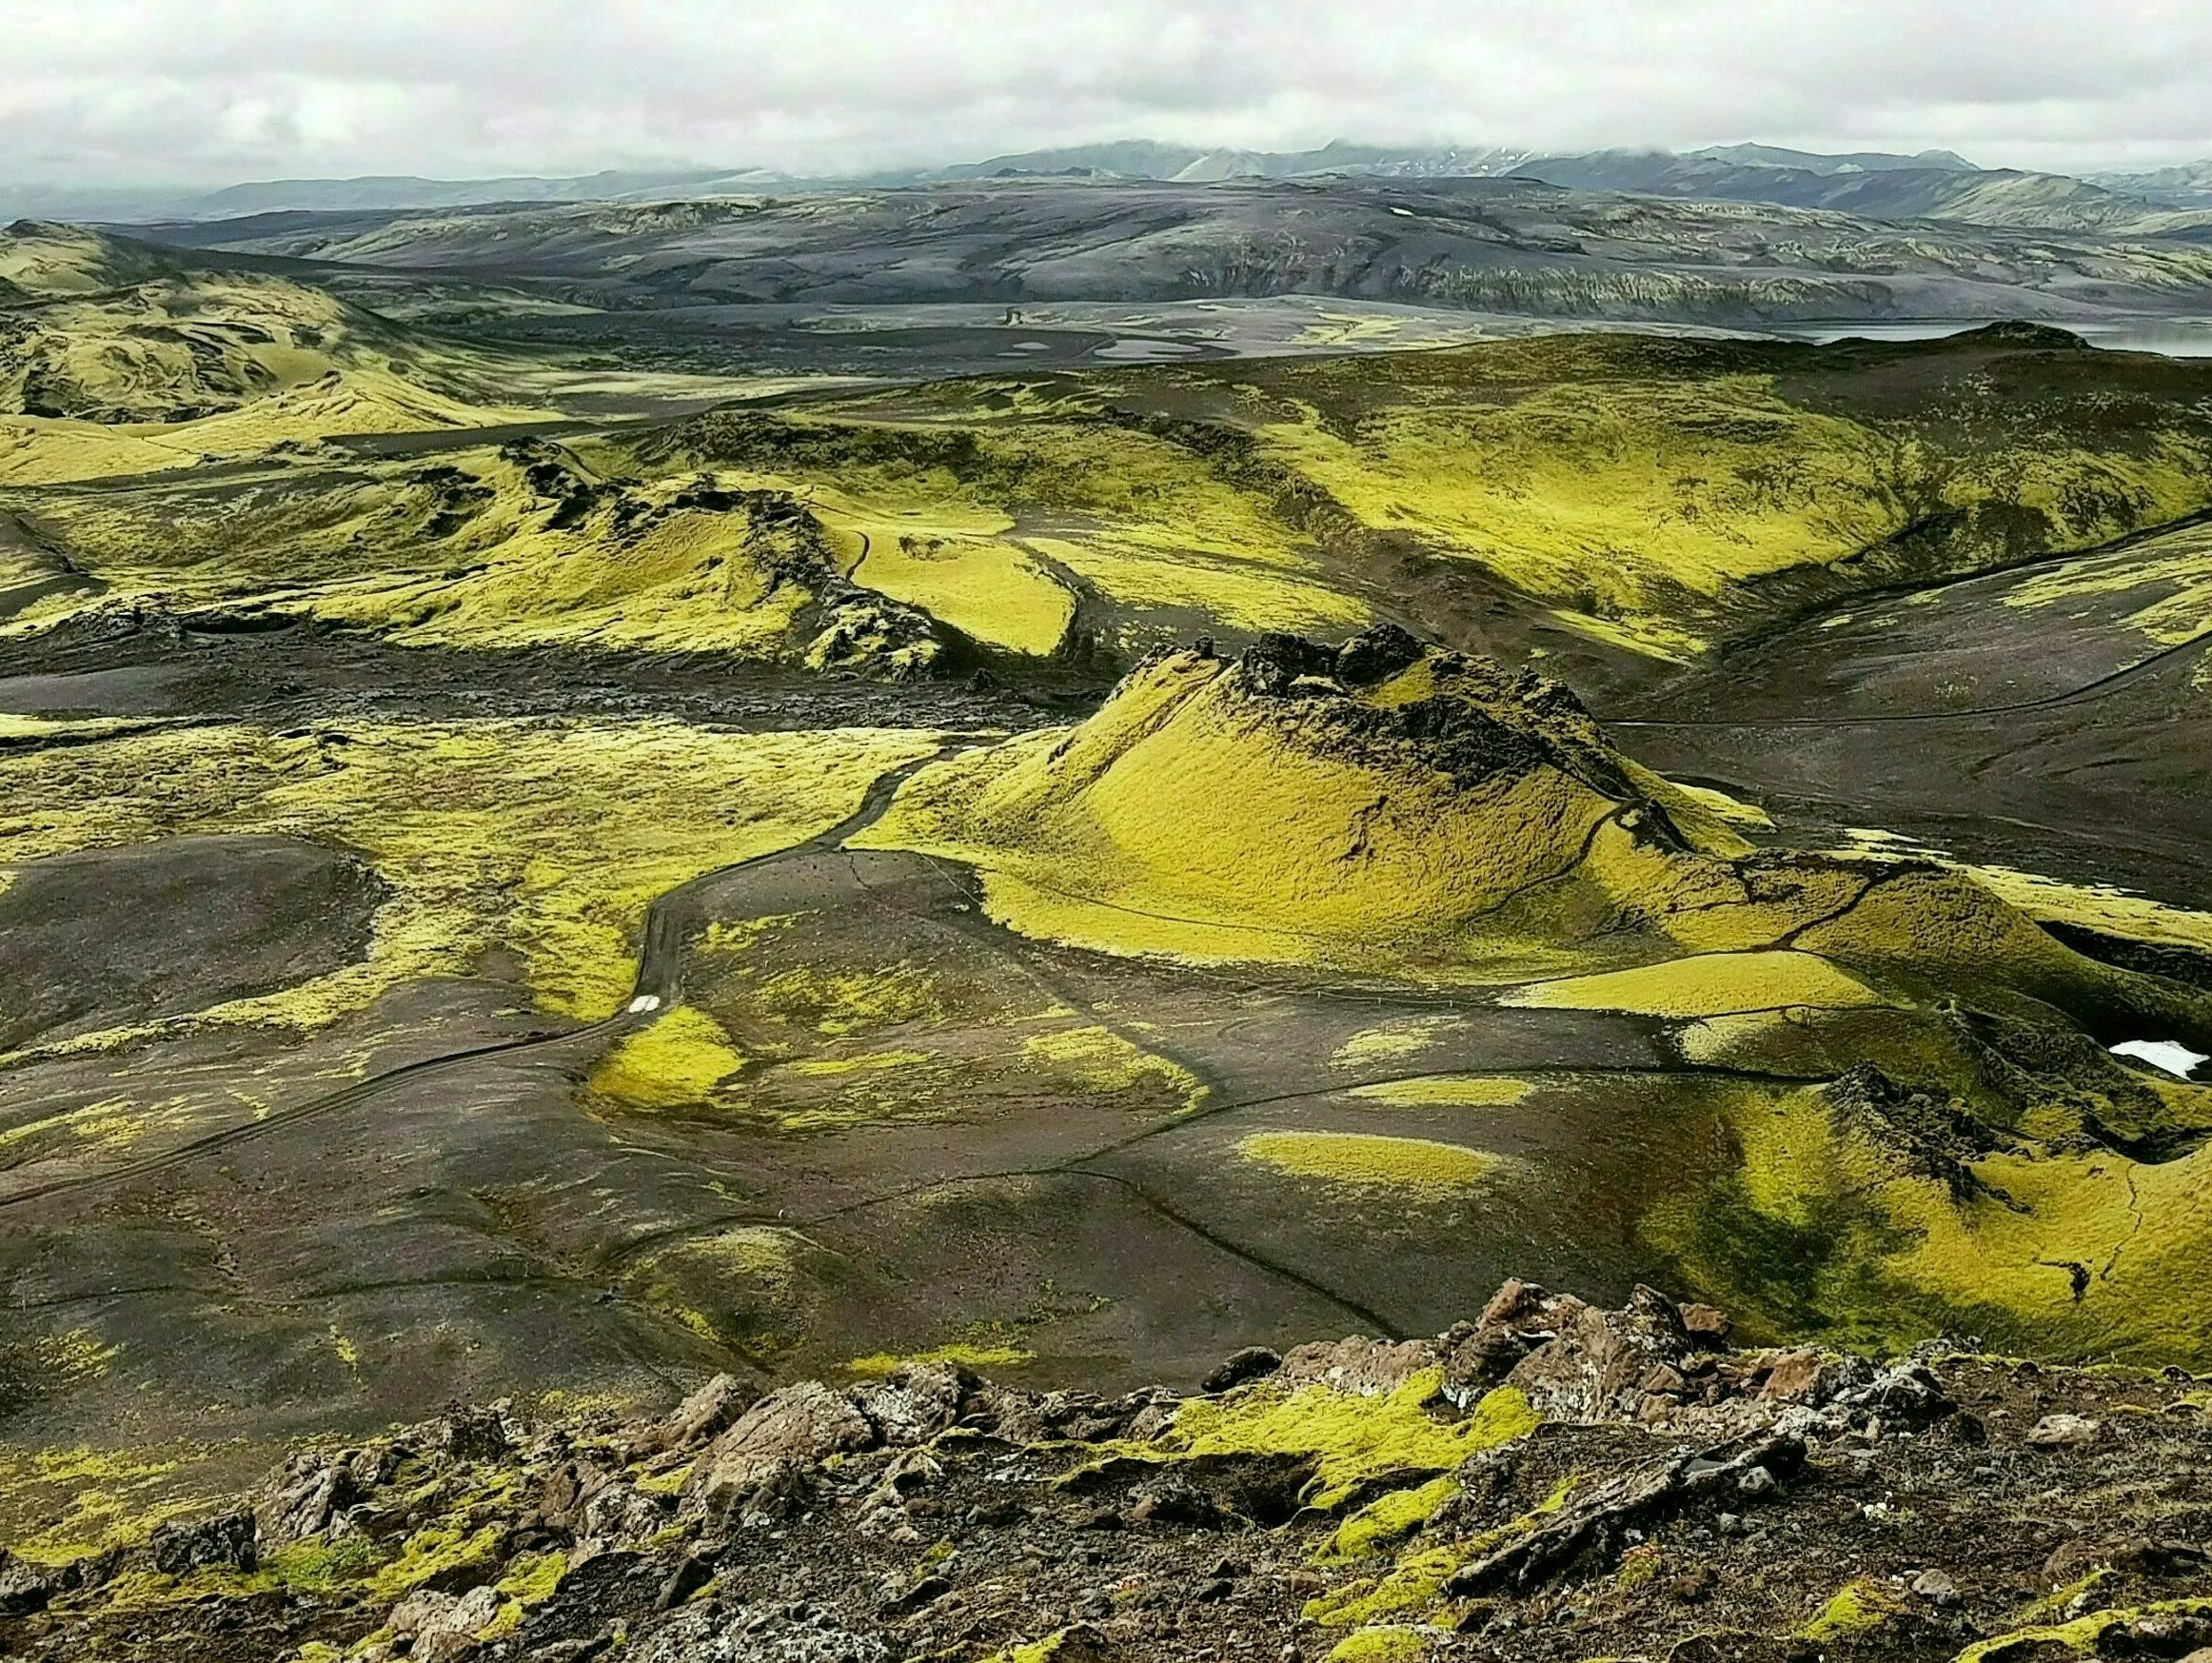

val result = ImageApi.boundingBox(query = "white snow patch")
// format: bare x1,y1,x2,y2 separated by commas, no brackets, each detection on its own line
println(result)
2111,1039,2208,1079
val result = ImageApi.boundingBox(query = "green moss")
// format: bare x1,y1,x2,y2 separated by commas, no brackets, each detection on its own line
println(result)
1330,1018,1467,1069
588,1006,746,1110
845,1342,1037,1378
983,1628,1103,1663
1504,951,1884,1019
1236,1132,1502,1199
1651,1074,2212,1365
1800,1577,1904,1640
1026,534,1370,634
367,1523,503,1598
0,252,559,487
1346,1076,1531,1109
1955,1598,2212,1661
1306,1546,1459,1629
1322,1475,1457,1561
1615,1542,1663,1592
264,1535,383,1593
1325,1624,1432,1662
1019,1024,1205,1105
496,1549,569,1605
1152,1376,1537,1511
0,719,940,1044
848,531,1075,655
854,653,1631,976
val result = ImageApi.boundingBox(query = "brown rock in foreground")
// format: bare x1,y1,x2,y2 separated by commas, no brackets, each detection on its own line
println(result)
5,1282,2212,1663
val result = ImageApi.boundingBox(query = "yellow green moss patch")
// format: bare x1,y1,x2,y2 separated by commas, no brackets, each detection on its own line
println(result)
655,1227,800,1290
1955,1598,2212,1661
0,719,941,1045
1969,864,2212,960
367,1523,504,1599
1026,536,1371,634
1504,951,1883,1018
1330,1018,1468,1069
2003,518,2212,646
845,1343,1037,1378
1156,1374,1537,1511
853,653,1628,974
1661,1079,2212,1363
1307,1548,1459,1632
1236,1132,1501,1198
1020,1024,1205,1105
495,1549,568,1607
588,1006,746,1109
1325,1624,1432,1662
849,532,1074,655
1800,1577,1905,1640
982,1628,1098,1663
1347,1076,1532,1109
1322,1475,1458,1561
1616,1542,1663,1591
1667,781,1776,833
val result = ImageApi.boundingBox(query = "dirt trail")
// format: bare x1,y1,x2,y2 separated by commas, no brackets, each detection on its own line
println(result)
0,745,963,1212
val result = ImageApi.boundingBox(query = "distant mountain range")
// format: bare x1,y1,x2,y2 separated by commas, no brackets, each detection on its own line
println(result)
5,141,2208,233
1504,151,2154,232
2087,160,2212,209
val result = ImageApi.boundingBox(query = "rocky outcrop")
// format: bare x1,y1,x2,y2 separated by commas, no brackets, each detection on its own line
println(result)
683,1380,878,1518
9,1283,2212,1663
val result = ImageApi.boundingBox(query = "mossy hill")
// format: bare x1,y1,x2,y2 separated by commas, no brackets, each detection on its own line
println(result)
861,628,2212,1361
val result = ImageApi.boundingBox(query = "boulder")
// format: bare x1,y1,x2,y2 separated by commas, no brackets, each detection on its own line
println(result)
1912,1568,1963,1607
257,1452,355,1543
1680,1304,1733,1346
257,1444,399,1543
0,1550,56,1617
1756,1349,1871,1407
438,1403,510,1463
682,1380,878,1515
581,1480,673,1547
1200,1346,1284,1395
392,1583,503,1663
1835,1360,1955,1426
1505,1286,1698,1422
1276,1335,1438,1397
148,1508,258,1575
653,1373,757,1453
1335,624,1425,685
2027,1412,2103,1450
850,1362,965,1446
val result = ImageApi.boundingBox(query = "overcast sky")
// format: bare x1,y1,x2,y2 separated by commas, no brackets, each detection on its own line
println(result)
2,0,2208,188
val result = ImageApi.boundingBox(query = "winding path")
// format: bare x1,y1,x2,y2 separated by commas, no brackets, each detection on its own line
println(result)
0,746,957,1213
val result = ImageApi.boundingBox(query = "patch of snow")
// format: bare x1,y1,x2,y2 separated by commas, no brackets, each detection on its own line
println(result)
2111,1038,2208,1079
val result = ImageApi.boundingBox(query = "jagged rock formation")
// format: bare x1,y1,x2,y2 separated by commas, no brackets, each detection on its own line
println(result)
7,1281,2212,1662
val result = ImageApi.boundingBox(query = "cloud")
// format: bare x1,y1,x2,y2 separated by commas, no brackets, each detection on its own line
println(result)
0,0,2205,187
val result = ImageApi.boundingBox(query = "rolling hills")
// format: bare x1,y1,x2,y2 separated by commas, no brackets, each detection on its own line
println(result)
147,176,2212,329
6,200,2212,1624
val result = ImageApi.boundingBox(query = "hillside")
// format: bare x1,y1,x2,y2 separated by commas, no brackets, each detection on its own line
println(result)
0,222,809,488
852,631,2212,1361
2091,159,2212,209
0,224,563,485
1509,153,2174,232
154,176,2212,329
13,318,2212,694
